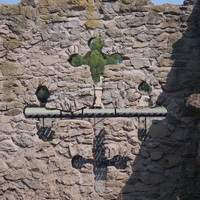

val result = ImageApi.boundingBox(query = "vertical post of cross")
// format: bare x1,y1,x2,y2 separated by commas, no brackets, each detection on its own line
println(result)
93,76,104,109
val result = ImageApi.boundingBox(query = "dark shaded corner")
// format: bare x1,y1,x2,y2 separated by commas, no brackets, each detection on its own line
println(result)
119,1,200,199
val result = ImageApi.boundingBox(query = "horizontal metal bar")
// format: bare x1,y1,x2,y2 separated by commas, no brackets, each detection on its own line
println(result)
24,107,167,119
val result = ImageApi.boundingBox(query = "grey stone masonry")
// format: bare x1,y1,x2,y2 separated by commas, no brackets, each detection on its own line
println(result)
0,0,200,199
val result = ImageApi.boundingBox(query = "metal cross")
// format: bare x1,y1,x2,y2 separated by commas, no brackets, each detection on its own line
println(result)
72,129,128,192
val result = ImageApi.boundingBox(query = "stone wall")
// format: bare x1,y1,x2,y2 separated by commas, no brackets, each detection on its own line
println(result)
0,0,200,199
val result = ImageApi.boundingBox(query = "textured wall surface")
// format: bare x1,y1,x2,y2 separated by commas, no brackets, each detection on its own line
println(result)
0,0,200,199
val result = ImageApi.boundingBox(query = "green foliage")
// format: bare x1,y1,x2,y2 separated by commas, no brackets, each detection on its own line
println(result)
89,38,104,52
71,54,86,67
138,81,152,93
70,38,123,83
91,74,101,83
111,54,123,64
104,54,115,65
35,86,50,104
87,50,107,82
105,53,123,65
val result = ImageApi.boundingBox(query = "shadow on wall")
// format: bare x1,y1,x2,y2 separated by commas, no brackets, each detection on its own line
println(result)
119,1,200,200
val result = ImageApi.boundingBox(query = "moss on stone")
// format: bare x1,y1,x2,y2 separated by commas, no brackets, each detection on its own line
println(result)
107,27,123,38
5,108,21,116
3,39,21,50
68,0,91,10
85,20,104,29
121,0,132,4
38,7,48,15
40,15,52,20
24,8,33,19
0,61,23,76
0,5,22,15
103,72,112,78
81,91,91,96
105,65,121,71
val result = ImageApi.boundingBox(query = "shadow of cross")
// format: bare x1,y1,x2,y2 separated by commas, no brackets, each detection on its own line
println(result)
72,129,128,192
70,38,123,83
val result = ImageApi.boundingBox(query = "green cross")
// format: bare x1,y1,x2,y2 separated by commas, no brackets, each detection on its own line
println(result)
70,38,123,83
